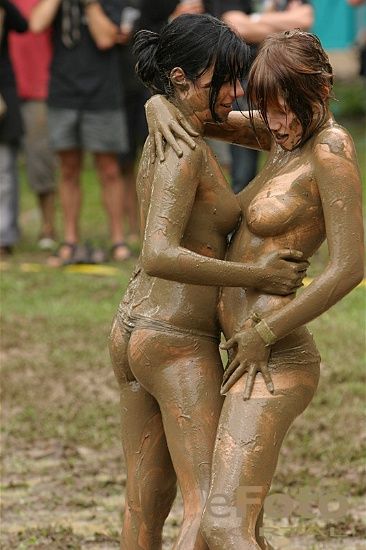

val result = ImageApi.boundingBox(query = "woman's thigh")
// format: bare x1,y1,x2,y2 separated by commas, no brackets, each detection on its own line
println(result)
128,328,224,498
207,361,320,514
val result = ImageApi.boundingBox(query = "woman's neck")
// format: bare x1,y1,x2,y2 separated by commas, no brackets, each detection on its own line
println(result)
170,97,208,136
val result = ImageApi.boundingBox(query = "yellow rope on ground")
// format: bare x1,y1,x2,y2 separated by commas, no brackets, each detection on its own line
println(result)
0,261,365,287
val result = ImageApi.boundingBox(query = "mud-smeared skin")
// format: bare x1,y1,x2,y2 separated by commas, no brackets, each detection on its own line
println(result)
200,117,364,549
110,85,363,548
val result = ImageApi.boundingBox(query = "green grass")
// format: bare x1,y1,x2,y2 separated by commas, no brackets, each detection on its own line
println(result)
1,101,365,548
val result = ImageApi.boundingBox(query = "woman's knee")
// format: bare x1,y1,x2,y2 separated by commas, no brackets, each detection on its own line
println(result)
201,510,258,550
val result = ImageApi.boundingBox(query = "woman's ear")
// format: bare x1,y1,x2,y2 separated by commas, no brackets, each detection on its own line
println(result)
170,67,187,88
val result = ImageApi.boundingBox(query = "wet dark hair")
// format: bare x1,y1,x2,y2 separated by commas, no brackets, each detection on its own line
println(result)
247,30,333,145
133,13,250,122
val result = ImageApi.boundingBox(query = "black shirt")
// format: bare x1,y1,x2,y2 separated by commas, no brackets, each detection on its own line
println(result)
48,0,122,110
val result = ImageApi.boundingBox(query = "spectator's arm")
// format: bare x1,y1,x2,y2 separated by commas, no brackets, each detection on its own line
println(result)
222,11,274,43
222,3,314,44
29,0,61,33
260,4,314,32
347,0,366,5
84,1,120,49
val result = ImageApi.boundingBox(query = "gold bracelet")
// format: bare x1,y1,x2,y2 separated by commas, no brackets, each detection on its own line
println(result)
254,319,277,346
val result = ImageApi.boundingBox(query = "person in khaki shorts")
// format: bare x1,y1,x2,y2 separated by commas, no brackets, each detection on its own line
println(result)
10,3,57,250
30,0,131,264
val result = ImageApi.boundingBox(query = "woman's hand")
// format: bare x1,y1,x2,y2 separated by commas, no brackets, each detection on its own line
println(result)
255,249,309,295
145,95,198,162
220,328,273,399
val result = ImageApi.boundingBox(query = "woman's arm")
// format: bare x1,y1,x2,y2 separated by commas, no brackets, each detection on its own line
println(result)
204,111,272,151
29,0,61,33
142,140,307,291
222,126,364,392
144,95,272,161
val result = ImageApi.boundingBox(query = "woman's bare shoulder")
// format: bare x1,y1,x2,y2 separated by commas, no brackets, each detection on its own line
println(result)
313,120,356,161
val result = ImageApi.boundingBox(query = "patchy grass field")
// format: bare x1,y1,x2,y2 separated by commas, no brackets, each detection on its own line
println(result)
1,106,365,549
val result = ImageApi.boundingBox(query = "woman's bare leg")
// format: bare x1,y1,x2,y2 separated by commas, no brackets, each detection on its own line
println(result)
109,320,177,550
201,364,319,550
128,328,224,550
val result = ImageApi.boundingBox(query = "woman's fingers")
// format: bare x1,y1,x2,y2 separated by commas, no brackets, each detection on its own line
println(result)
171,121,197,150
221,363,247,395
295,261,309,272
160,124,182,157
278,248,303,260
155,132,165,162
243,364,257,400
179,117,200,138
222,356,240,385
260,362,274,395
149,136,156,164
220,336,236,350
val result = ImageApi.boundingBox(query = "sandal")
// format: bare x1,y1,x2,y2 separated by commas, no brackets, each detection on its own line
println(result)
47,242,78,267
110,242,132,262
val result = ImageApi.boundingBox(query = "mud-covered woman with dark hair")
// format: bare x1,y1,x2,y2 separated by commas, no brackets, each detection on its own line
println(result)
109,14,307,550
147,29,364,549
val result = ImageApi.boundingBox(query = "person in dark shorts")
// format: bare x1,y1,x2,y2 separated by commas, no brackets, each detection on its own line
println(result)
30,0,131,263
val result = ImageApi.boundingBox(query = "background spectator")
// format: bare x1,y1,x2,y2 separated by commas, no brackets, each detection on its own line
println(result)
0,0,27,258
312,0,366,79
30,0,130,265
9,0,57,251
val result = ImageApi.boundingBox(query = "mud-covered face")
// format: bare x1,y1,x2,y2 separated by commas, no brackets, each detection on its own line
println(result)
184,66,245,124
266,97,303,151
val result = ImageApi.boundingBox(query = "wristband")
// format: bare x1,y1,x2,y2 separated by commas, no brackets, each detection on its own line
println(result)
254,319,277,346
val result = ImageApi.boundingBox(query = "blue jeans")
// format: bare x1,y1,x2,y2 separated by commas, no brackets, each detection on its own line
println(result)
0,144,19,247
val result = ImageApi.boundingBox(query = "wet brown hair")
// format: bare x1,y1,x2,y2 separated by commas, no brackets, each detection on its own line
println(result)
247,30,333,146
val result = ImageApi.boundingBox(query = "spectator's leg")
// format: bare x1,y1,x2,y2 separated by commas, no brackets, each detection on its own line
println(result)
0,144,19,255
94,152,128,255
58,149,83,246
22,101,57,245
120,158,139,241
38,191,56,243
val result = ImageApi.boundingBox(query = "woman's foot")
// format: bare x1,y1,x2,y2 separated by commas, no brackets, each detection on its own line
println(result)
110,242,132,262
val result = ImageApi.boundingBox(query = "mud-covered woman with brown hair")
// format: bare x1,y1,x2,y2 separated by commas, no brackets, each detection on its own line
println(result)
148,30,364,549
109,15,307,550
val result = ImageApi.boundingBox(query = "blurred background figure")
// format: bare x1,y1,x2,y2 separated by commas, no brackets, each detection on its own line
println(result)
311,0,366,79
30,0,130,265
0,0,27,259
9,0,57,251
